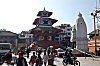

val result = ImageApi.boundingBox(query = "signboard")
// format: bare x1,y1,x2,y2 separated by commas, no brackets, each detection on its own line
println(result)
18,43,26,48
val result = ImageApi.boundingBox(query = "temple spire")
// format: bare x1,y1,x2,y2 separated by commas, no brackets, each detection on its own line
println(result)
78,12,82,17
43,7,46,11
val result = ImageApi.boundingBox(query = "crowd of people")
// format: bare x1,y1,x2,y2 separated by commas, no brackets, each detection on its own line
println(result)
28,47,55,66
1,46,55,66
1,46,75,66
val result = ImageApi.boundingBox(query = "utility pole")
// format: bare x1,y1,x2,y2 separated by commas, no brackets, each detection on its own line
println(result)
91,12,97,55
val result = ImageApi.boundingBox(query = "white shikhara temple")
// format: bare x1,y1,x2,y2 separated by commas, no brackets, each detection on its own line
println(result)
71,13,88,52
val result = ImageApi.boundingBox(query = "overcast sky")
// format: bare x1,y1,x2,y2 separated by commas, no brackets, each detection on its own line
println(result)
0,0,99,33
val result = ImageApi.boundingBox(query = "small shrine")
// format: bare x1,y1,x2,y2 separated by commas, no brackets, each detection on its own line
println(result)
29,8,62,48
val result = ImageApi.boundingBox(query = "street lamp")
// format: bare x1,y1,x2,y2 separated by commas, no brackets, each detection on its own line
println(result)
91,12,97,55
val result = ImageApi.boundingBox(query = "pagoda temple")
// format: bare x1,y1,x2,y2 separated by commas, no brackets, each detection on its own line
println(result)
29,8,62,48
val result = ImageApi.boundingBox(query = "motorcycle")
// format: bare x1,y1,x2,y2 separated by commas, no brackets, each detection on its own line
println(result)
62,56,80,66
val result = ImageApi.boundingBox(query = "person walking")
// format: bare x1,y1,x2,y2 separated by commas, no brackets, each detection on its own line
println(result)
4,50,12,64
29,52,37,66
48,51,55,65
43,52,49,66
47,47,50,56
35,53,43,66
35,46,38,55
26,48,30,58
16,52,28,66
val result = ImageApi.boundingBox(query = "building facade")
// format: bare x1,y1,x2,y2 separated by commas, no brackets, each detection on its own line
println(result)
55,24,72,47
88,29,100,54
71,25,76,49
0,30,18,48
18,31,33,48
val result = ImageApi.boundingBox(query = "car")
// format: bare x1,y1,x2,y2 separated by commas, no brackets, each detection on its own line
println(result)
54,48,65,57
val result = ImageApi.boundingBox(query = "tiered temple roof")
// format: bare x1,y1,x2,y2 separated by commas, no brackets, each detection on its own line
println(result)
33,18,58,25
37,8,52,17
29,8,62,48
